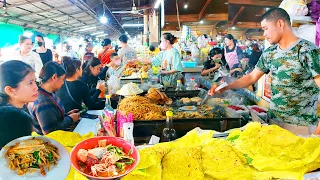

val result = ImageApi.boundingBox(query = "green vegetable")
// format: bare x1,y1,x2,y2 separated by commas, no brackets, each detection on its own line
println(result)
31,163,39,168
244,154,253,164
115,162,123,169
33,151,41,164
124,159,134,165
139,169,147,173
48,152,53,162
227,135,240,142
128,149,132,155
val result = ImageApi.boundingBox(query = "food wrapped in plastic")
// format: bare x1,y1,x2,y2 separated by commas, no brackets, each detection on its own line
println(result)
229,122,320,175
162,146,203,180
202,139,254,180
123,145,171,180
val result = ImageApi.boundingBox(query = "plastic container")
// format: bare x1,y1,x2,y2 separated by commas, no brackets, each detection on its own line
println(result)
182,61,197,68
227,105,250,118
248,105,268,120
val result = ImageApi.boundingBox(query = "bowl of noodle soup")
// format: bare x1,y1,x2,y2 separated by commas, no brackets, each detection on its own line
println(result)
70,136,140,180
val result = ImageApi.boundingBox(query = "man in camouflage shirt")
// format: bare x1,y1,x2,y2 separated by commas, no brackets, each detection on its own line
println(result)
209,8,320,132
257,39,319,126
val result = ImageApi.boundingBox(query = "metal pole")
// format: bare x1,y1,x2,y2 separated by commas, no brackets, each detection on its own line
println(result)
158,7,161,44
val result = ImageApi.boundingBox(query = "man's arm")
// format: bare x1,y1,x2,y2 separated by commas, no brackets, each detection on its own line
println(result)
314,75,320,88
209,68,265,95
226,68,265,90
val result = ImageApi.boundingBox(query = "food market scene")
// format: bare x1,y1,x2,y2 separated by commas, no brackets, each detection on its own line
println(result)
0,0,320,179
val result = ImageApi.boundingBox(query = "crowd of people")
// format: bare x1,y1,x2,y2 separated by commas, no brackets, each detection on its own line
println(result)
0,33,139,148
0,7,319,148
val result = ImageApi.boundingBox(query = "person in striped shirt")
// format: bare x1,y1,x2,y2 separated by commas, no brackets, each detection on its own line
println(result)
28,62,80,135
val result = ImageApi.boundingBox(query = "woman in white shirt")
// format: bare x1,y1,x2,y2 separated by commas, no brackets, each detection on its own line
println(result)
5,36,43,78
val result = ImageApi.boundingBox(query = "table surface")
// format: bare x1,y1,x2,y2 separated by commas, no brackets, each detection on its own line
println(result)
183,66,203,73
73,110,103,136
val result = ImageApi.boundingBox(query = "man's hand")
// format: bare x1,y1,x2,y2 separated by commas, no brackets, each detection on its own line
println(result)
209,68,265,96
208,84,228,96
68,109,79,115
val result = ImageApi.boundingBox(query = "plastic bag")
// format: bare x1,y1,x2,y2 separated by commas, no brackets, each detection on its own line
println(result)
107,75,120,95
293,24,316,44
190,43,200,63
117,112,134,137
279,0,308,16
101,111,116,137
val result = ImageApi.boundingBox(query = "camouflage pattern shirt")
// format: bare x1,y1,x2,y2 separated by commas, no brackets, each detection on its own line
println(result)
256,39,320,126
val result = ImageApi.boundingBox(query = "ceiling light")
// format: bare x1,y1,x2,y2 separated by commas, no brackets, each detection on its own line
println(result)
90,31,104,36
154,0,163,9
224,2,228,5
184,4,188,9
100,15,108,24
138,35,141,38
125,32,128,35
78,27,96,32
200,20,204,24
232,26,236,30
122,24,144,27
96,34,108,37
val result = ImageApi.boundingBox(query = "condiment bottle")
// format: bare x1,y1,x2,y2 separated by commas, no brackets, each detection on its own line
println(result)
162,111,177,142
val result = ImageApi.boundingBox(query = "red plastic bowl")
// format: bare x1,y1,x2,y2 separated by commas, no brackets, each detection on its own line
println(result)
70,136,140,180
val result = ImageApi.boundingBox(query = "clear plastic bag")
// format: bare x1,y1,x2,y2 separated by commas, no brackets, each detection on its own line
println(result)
190,43,200,63
107,75,120,95
279,0,308,16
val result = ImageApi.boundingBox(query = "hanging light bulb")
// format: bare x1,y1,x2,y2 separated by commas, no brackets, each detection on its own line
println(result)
100,15,107,24
100,3,107,24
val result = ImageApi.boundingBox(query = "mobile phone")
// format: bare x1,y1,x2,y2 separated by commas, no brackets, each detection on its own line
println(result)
80,113,99,119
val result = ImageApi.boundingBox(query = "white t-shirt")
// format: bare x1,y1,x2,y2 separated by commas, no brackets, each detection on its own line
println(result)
61,50,78,59
4,50,43,78
118,46,137,64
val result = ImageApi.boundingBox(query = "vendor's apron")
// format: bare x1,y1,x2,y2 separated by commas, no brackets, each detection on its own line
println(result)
224,46,239,69
269,119,317,136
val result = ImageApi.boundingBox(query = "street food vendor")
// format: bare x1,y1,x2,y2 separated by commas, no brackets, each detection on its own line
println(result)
209,8,320,135
224,34,244,77
135,33,183,88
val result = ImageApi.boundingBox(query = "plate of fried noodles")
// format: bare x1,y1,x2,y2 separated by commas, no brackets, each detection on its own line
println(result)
0,136,70,180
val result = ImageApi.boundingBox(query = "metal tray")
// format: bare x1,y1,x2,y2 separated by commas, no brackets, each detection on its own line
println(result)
131,105,246,144
163,90,200,99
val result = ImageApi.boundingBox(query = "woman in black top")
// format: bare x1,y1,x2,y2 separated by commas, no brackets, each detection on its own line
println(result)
0,61,39,148
33,35,53,65
57,57,104,112
248,43,262,68
201,48,223,76
80,57,107,95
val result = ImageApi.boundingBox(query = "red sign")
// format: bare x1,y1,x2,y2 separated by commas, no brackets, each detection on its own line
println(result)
262,73,271,101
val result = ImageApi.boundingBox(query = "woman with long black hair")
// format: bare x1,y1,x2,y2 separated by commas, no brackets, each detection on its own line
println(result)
80,57,106,94
28,62,80,135
0,61,39,148
56,56,104,112
33,35,53,65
